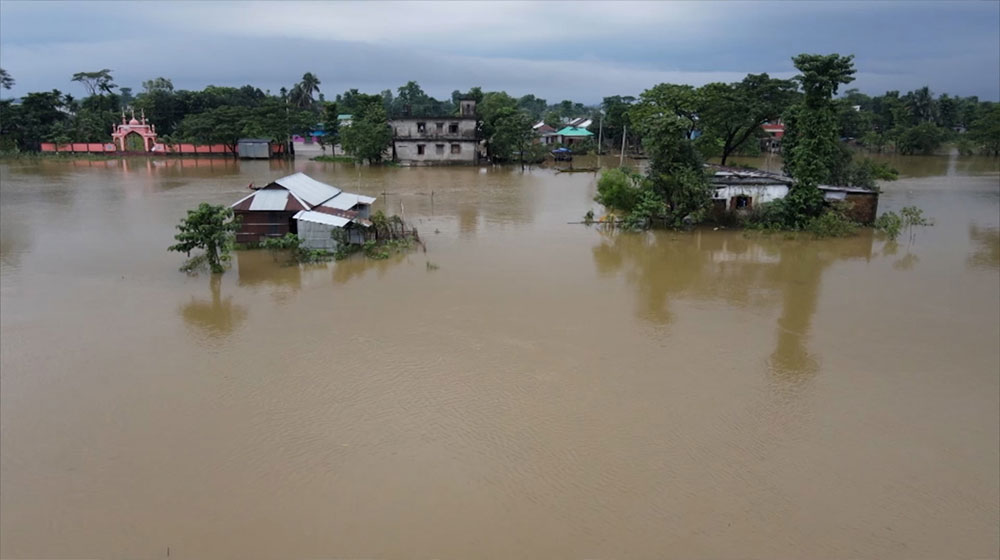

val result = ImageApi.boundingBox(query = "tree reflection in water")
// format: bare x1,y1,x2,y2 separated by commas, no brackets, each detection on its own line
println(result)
592,229,876,378
179,274,248,340
967,224,1000,270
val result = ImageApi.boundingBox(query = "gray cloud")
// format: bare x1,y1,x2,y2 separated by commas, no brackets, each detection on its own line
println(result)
1,0,997,102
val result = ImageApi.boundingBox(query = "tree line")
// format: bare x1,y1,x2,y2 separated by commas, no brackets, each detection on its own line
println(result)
0,64,997,161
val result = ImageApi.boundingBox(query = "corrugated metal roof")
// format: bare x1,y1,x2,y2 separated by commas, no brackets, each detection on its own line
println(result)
293,210,352,228
248,189,290,211
555,126,594,137
322,192,376,211
271,172,342,207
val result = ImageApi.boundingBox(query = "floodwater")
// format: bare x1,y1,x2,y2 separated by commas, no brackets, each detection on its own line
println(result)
1,153,998,559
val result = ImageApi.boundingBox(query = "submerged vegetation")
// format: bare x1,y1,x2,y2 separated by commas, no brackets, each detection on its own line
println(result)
168,203,240,273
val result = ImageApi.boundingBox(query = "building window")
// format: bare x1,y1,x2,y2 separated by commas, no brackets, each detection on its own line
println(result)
416,122,426,133
732,195,752,209
449,122,459,134
436,122,444,132
417,144,425,155
436,144,444,155
451,144,461,154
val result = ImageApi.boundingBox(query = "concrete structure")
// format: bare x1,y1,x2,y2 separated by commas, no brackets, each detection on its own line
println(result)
390,99,479,165
111,109,158,152
230,172,374,249
709,165,880,224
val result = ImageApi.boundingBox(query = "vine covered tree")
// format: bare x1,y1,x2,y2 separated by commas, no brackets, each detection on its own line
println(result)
781,53,856,226
168,203,241,273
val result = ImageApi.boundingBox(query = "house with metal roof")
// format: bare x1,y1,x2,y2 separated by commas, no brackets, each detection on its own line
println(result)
230,172,376,250
554,126,594,147
708,165,880,224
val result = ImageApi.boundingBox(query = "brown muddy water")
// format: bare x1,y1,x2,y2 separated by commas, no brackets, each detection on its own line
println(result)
1,154,998,559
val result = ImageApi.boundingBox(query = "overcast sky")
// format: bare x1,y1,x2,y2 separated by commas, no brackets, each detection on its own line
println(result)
1,0,998,103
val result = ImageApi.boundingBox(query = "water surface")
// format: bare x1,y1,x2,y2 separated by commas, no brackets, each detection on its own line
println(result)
2,154,998,558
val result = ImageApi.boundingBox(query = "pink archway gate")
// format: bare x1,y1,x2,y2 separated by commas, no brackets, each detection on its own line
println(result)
111,109,158,152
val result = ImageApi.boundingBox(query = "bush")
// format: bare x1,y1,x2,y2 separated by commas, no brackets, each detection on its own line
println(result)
874,211,903,240
805,210,858,238
595,167,645,213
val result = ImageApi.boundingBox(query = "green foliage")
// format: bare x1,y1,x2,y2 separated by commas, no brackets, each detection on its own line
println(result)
595,168,645,213
696,73,798,165
804,208,858,238
0,68,13,90
340,94,392,164
876,206,931,242
968,104,1000,156
896,121,947,155
168,203,240,274
260,233,332,264
71,69,116,96
621,189,668,231
874,211,903,240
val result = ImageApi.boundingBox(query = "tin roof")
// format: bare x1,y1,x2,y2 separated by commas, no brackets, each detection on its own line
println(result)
231,173,377,216
706,165,877,193
270,172,342,207
555,126,593,137
322,192,376,211
293,210,352,228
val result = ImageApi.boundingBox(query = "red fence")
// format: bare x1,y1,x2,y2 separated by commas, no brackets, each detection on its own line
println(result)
39,142,287,156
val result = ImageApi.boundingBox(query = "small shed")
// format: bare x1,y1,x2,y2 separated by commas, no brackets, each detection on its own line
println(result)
238,138,271,159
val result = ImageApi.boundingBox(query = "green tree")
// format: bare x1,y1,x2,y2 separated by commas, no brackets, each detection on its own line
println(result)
290,72,321,109
175,105,247,156
896,121,947,155
595,167,645,213
142,77,174,93
71,69,116,96
168,203,241,274
630,83,700,140
340,94,392,163
697,73,797,165
781,53,856,227
0,68,13,90
488,106,533,164
968,104,1000,156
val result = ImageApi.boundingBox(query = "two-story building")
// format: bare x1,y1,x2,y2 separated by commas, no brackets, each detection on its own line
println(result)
391,99,480,165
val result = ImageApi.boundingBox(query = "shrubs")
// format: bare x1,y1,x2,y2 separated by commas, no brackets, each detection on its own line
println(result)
261,233,332,264
805,210,858,238
874,206,932,242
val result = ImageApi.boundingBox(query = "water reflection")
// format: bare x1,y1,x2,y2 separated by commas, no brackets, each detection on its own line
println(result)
593,230,876,377
179,274,248,340
968,224,1000,270
236,250,302,301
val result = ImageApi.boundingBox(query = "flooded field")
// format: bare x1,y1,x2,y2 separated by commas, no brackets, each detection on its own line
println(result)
1,154,998,558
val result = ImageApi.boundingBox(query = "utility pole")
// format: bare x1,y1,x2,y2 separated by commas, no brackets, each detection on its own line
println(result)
619,123,627,167
597,113,603,156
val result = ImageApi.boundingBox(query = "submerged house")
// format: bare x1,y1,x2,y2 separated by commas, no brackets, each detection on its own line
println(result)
230,172,375,250
390,98,480,165
709,166,879,224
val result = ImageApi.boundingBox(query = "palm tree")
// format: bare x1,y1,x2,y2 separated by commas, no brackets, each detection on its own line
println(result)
293,72,321,108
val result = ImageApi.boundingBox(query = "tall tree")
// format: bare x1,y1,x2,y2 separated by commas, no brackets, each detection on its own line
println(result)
142,77,174,93
0,68,13,90
781,53,856,225
340,93,392,164
71,69,116,96
697,73,797,165
290,72,321,108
